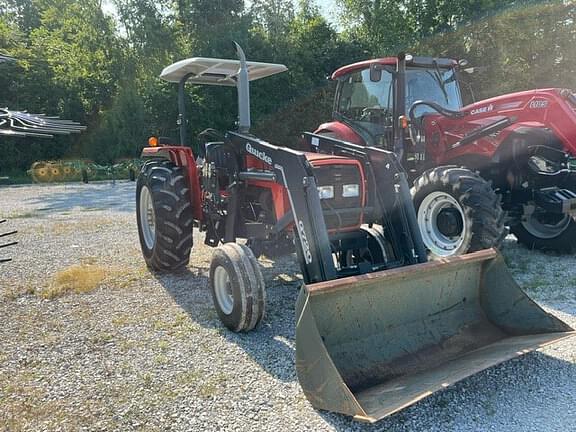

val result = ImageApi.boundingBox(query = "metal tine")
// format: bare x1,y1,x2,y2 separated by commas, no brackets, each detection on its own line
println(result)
10,124,82,135
0,230,17,238
0,108,85,137
9,115,85,130
0,129,52,138
0,258,12,263
0,241,18,249
11,115,85,127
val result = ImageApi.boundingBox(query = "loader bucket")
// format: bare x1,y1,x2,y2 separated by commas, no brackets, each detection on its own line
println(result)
295,249,575,422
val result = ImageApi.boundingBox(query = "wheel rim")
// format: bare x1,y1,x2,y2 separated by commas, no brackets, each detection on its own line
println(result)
418,191,467,257
521,210,572,239
139,186,156,249
214,266,234,315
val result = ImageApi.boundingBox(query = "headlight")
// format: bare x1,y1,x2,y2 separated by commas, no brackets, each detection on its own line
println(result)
342,184,360,198
318,185,334,200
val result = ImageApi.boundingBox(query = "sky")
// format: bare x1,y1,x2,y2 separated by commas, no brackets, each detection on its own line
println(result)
102,1,340,25
312,0,339,24
102,0,338,32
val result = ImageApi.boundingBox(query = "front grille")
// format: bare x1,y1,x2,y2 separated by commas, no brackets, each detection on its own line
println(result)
312,163,363,230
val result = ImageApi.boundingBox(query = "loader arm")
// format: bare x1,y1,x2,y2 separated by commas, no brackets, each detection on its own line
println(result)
227,131,337,283
303,132,428,265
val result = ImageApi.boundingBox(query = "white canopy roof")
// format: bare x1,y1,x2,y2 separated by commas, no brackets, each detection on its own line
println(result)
160,57,288,86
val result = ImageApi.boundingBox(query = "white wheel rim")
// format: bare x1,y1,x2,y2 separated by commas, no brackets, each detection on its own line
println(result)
139,186,156,250
521,211,572,239
418,191,467,257
214,266,233,315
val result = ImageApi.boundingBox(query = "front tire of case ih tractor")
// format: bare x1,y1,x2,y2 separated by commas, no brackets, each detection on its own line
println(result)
511,211,576,253
136,160,194,271
412,166,506,260
209,243,266,332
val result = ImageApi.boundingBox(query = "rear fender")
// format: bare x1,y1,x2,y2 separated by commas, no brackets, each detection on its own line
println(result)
141,146,203,221
492,125,565,165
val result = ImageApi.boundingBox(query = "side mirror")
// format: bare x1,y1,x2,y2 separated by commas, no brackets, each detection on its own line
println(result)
369,63,382,82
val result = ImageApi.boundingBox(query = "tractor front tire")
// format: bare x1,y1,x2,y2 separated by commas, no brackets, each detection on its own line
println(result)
209,243,266,332
136,159,194,271
412,166,505,259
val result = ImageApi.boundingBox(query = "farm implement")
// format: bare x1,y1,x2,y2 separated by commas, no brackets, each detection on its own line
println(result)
28,159,141,183
0,219,17,263
0,70,85,260
135,44,575,422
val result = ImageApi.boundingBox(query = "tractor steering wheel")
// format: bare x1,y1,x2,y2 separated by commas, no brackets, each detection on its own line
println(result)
359,106,390,123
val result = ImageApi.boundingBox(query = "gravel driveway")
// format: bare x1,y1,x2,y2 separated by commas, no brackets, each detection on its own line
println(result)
1,181,576,431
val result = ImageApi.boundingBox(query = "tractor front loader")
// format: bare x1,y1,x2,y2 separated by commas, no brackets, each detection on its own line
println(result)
135,44,575,422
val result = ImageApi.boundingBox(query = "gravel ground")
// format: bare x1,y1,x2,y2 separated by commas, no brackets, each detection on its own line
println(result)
1,180,576,431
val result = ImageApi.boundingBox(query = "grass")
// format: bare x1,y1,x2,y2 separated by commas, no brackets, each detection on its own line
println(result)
4,210,38,219
142,372,154,389
3,284,36,300
153,354,169,365
36,261,151,300
42,264,108,299
91,331,114,345
198,373,227,398
175,370,202,386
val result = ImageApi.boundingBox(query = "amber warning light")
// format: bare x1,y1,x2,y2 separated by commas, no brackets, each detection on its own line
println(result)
148,136,158,147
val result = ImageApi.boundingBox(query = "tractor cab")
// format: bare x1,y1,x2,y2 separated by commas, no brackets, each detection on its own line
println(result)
323,56,463,152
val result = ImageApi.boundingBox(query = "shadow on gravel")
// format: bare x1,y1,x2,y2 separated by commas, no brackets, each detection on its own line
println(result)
153,260,301,383
317,351,576,431
25,181,135,214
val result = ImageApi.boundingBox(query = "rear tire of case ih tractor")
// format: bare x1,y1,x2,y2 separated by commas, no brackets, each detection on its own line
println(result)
511,211,576,253
412,166,506,260
209,243,266,332
136,160,194,271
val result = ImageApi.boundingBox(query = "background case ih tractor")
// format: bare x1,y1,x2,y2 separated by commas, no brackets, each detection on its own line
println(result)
315,54,576,258
134,44,574,422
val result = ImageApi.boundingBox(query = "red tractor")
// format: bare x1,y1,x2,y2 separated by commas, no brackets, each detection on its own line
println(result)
315,54,576,258
134,45,574,422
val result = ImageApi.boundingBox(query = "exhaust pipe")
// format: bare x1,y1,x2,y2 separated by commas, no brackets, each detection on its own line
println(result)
393,53,407,160
234,42,251,133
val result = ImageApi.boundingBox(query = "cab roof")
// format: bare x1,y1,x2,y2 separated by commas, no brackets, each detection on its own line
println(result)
160,57,288,86
331,56,457,80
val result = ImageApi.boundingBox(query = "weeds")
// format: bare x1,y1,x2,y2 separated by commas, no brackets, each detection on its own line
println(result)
3,284,36,301
198,373,227,398
175,370,202,386
42,264,107,299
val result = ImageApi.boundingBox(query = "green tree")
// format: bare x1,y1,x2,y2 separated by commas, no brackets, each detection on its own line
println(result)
337,0,526,55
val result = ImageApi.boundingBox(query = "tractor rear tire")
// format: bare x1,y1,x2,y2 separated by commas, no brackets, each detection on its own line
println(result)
136,159,194,271
511,212,576,253
412,166,506,259
209,243,266,332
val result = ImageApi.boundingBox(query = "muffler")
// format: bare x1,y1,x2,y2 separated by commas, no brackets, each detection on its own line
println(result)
295,249,574,422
